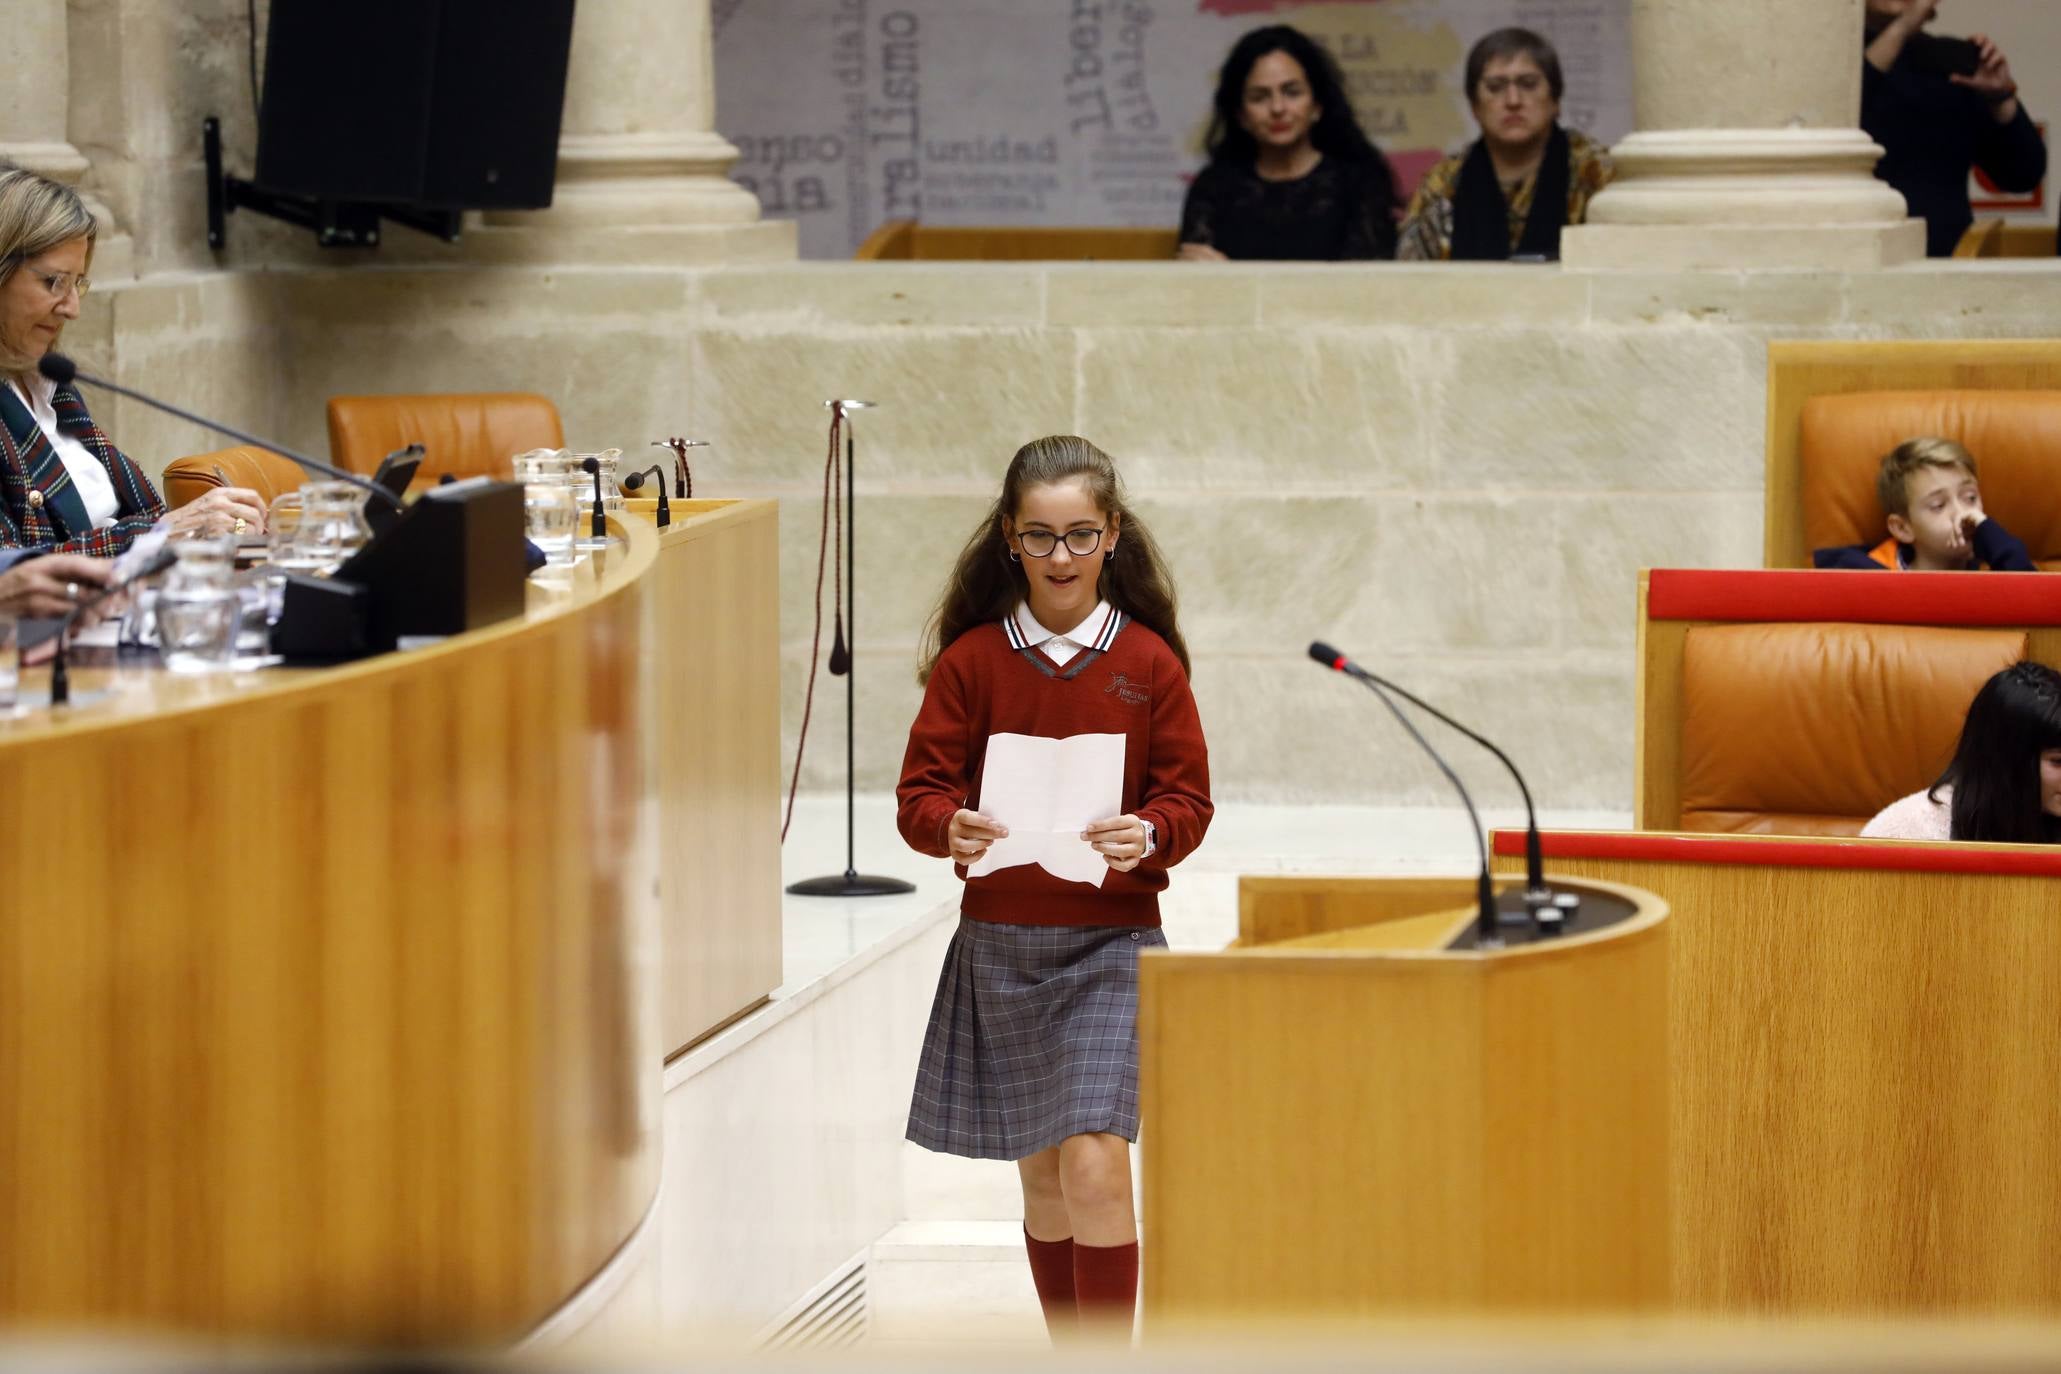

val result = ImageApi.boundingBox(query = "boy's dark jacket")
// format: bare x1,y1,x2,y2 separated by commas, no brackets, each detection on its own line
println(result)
1813,518,2037,571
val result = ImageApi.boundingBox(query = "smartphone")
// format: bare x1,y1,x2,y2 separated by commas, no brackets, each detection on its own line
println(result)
1907,33,1981,79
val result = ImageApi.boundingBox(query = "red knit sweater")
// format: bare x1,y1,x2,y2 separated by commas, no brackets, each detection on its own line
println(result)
896,615,1212,927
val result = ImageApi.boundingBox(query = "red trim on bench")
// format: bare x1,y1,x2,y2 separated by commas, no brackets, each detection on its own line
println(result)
1491,828,2061,877
1646,569,2061,626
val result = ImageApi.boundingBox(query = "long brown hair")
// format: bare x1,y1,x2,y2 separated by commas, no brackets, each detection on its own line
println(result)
917,435,1189,684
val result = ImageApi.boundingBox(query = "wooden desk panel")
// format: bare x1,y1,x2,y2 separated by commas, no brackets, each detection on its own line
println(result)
0,525,664,1343
1145,876,1670,1322
1493,833,2061,1313
622,498,783,1056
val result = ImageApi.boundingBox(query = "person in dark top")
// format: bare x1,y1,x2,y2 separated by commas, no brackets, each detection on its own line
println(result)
1177,25,1397,262
1862,0,2045,258
1813,437,2037,572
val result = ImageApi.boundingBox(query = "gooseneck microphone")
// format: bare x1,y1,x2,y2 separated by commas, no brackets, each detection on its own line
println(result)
1310,644,1547,906
621,465,670,528
37,353,401,512
579,455,606,539
1310,640,1499,949
48,546,176,706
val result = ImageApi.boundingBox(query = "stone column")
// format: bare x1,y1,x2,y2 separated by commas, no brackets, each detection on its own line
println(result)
479,0,794,264
1561,0,1922,270
0,0,132,278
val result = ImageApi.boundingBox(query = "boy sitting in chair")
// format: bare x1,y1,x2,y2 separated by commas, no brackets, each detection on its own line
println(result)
1815,437,2037,571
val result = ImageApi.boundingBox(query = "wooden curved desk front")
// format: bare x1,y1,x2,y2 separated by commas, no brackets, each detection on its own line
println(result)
1140,874,1671,1324
0,518,672,1345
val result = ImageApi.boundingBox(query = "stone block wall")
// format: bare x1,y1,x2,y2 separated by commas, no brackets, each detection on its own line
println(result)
76,258,2061,808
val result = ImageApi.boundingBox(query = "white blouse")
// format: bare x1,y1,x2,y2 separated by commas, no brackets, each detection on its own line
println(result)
11,373,119,529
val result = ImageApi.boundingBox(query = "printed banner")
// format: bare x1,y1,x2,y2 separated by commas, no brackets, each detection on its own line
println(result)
715,0,1632,258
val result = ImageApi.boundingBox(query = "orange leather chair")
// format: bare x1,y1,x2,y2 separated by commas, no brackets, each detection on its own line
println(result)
159,444,310,509
1797,389,2061,570
325,393,564,484
1676,621,2027,835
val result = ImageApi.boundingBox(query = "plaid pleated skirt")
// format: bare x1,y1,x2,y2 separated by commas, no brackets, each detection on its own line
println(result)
907,918,1168,1161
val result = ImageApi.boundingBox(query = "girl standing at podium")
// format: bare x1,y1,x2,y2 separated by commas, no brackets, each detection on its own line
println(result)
897,435,1213,1339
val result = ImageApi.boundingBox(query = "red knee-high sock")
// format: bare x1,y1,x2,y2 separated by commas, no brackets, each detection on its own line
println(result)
1023,1228,1077,1337
1071,1239,1138,1334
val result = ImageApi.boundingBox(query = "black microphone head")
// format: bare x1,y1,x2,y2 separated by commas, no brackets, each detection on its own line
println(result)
622,469,646,491
581,456,599,475
1308,641,1348,671
37,352,77,386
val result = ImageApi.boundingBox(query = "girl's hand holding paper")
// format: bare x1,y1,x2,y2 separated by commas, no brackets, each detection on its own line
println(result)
947,809,1009,865
1082,814,1148,872
964,731,1126,888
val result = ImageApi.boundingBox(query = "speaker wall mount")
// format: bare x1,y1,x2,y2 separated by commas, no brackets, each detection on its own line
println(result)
204,117,463,251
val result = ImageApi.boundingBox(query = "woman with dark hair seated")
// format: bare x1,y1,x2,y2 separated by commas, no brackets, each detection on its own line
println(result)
1176,24,1398,262
1397,27,1613,262
1862,662,2061,843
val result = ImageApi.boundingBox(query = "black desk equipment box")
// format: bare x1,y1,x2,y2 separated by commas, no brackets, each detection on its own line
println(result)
274,480,526,661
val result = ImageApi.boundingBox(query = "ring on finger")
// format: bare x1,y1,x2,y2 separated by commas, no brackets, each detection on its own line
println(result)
64,582,79,601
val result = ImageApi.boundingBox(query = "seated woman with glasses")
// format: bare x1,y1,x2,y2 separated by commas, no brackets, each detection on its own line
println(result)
0,165,264,558
1177,25,1399,262
1397,28,1614,262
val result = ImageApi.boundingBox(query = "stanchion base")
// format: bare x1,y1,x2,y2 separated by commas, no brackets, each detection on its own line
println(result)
786,870,918,898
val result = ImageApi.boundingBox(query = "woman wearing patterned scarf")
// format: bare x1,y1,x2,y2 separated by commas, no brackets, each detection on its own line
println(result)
1398,28,1614,262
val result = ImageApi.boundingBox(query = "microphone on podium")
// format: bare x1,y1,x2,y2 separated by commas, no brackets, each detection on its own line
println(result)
578,454,606,539
621,465,670,528
1307,640,1548,909
36,353,400,511
1309,639,1500,949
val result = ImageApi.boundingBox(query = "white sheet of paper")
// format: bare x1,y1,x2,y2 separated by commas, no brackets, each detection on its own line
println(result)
966,731,1126,888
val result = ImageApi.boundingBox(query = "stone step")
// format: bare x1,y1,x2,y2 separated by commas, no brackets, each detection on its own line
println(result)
867,1220,1045,1344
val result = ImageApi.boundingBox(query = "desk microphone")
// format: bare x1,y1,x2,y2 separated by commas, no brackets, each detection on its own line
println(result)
48,546,176,706
579,455,606,539
1309,640,1498,949
622,466,670,528
1308,642,1547,908
37,353,401,512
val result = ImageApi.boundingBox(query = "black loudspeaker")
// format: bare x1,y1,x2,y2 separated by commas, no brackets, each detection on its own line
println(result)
255,0,577,210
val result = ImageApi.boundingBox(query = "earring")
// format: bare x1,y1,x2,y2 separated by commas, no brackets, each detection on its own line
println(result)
1007,549,1021,563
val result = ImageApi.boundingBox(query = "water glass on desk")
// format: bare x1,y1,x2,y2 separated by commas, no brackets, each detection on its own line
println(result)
0,613,17,710
523,481,579,568
156,535,240,673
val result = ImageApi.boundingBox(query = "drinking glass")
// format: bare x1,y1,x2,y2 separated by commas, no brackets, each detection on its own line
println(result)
156,535,241,673
0,612,17,710
511,448,572,485
523,481,579,568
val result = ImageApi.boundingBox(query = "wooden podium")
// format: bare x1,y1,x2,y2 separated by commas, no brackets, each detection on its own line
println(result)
1140,874,1669,1324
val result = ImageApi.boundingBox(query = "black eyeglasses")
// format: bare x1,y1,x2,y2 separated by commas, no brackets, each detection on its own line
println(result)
1480,74,1547,99
1018,527,1105,558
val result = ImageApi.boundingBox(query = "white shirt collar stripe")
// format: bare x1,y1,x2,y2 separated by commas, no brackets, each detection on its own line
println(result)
1009,600,1115,667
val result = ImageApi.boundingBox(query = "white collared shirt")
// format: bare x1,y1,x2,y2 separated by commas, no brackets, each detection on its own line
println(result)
1012,599,1115,667
11,373,118,529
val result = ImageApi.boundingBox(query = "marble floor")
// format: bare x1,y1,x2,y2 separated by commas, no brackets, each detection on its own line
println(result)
775,792,1630,1348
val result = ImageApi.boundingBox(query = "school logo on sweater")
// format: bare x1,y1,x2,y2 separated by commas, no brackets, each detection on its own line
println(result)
1105,672,1149,707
